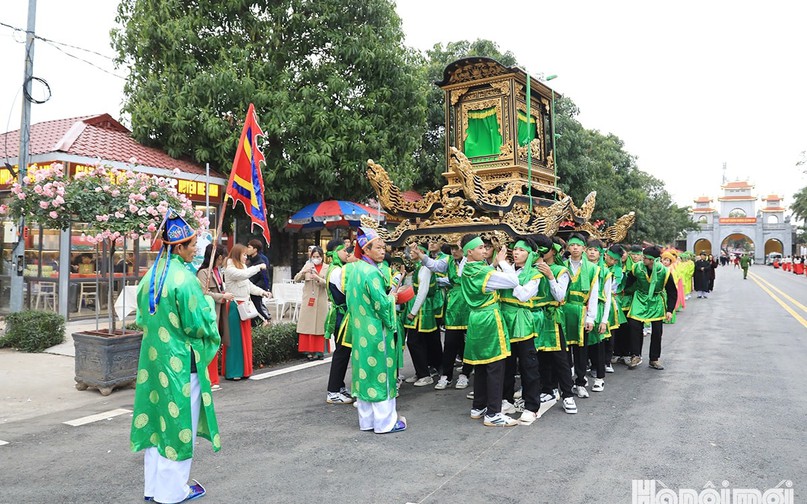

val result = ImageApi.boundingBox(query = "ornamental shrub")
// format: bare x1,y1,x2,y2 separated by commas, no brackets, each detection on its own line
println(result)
1,310,66,352
252,322,299,367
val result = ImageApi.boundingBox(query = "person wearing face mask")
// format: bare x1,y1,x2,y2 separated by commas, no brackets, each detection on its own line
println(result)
295,246,329,361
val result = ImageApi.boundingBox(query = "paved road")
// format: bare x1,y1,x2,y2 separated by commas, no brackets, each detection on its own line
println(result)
1,264,804,503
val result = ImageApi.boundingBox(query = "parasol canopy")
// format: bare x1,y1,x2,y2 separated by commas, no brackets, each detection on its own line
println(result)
286,200,384,232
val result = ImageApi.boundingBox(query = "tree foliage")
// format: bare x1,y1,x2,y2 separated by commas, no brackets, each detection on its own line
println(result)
112,0,427,225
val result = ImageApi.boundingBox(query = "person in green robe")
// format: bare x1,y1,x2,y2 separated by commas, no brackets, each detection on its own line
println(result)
561,233,600,399
584,238,612,392
131,210,220,504
324,239,357,404
614,245,642,366
739,253,752,279
347,227,406,433
625,246,677,370
602,244,626,373
459,234,520,427
404,244,440,386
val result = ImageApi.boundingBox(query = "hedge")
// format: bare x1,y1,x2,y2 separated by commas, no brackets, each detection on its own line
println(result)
252,322,299,367
1,310,66,352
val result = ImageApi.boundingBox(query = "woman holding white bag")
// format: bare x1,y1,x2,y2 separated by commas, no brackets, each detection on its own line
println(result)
222,243,272,380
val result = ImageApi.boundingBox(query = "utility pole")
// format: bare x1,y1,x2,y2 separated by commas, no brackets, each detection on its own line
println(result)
10,0,37,312
722,162,727,185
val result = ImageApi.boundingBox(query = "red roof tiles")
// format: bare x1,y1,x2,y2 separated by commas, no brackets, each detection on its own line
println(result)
0,114,223,178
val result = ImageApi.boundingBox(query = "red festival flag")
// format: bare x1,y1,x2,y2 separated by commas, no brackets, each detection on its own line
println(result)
225,103,271,245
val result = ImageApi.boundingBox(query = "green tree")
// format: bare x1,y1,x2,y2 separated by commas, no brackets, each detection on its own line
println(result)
414,40,517,191
112,0,427,228
792,185,807,222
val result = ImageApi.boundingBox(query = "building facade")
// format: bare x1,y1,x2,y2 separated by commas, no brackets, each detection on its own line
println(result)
686,180,793,263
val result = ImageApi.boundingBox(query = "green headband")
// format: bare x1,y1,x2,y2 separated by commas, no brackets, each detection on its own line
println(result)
552,242,562,254
606,249,622,261
643,252,659,260
536,245,550,256
462,236,484,255
418,245,428,254
568,237,586,247
513,240,532,252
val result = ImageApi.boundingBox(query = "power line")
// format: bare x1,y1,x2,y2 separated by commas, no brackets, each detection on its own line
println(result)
42,40,125,80
0,19,121,63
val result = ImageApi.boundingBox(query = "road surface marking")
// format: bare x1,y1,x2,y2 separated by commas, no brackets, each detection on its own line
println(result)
250,357,333,381
0,440,8,446
749,275,807,329
749,272,807,315
63,408,132,427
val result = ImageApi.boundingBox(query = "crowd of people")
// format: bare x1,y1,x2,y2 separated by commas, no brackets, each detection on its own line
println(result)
127,208,740,501
316,229,727,433
773,255,807,276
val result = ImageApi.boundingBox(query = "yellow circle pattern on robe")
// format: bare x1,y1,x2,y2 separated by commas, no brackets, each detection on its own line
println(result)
150,433,159,445
188,295,197,312
359,337,368,348
134,413,149,429
368,325,377,336
168,402,180,418
372,278,381,290
137,369,149,384
359,305,367,316
182,383,191,397
165,446,178,461
202,392,212,407
158,327,170,343
178,428,192,443
359,369,367,379
169,356,183,373
168,312,180,328
160,416,166,432
148,346,158,361
376,341,385,352
158,372,169,388
173,271,185,286
367,387,378,398
386,357,394,368
377,372,387,383
212,433,221,449
149,391,160,404
367,356,377,367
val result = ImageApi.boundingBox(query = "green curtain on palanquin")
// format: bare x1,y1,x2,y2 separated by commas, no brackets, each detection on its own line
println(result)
464,107,502,158
517,111,537,146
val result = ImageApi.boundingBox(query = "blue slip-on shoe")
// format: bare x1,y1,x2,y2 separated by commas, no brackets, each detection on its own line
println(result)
183,480,206,502
378,416,407,434
144,498,153,502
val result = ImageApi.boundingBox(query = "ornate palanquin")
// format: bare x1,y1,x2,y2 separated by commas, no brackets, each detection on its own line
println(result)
366,57,634,248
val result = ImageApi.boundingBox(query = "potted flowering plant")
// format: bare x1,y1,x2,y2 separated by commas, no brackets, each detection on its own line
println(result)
67,162,208,395
1,161,209,395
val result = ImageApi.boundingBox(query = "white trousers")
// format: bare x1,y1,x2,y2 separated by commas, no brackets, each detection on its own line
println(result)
144,373,201,504
356,398,397,433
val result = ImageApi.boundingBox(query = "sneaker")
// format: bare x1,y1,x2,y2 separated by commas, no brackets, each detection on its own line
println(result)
470,407,487,419
537,393,557,418
404,374,418,383
513,398,525,413
642,327,651,337
483,412,519,427
605,364,615,373
562,397,578,414
501,400,517,414
574,385,589,398
628,356,642,369
210,384,221,391
649,360,665,370
466,391,474,400
455,374,469,389
414,376,434,387
327,392,354,404
592,378,604,392
620,356,632,366
434,376,450,390
553,388,560,401
518,410,538,425
428,367,439,377
610,356,619,364
513,387,523,399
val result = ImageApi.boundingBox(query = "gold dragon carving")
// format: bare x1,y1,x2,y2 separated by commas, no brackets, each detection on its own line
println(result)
366,159,441,216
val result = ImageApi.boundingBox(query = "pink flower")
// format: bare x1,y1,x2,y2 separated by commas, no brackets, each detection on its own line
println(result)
48,211,58,219
147,223,156,232
0,204,8,214
34,185,43,194
39,201,49,209
17,192,26,200
111,189,121,197
129,204,139,213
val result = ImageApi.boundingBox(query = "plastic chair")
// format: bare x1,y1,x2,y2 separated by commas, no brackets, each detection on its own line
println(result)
78,282,99,313
34,281,58,311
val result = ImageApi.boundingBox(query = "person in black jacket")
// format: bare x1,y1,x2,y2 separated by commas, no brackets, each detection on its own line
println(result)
246,239,272,325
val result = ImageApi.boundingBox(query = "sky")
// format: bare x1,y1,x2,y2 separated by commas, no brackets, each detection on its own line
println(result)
2,0,807,211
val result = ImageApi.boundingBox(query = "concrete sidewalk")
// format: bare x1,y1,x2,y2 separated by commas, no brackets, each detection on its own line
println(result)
0,318,135,425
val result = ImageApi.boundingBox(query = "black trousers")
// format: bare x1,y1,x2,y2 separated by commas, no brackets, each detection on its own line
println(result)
326,340,352,393
628,318,663,361
588,340,605,379
471,359,505,414
569,331,589,386
441,329,468,380
250,295,270,327
426,329,443,372
613,320,630,357
538,329,574,399
603,335,614,364
503,338,542,413
406,328,431,379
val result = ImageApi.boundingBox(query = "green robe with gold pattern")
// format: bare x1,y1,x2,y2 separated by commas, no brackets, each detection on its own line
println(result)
130,254,221,462
561,259,599,346
347,259,399,402
532,263,569,352
499,264,538,343
460,261,510,364
444,257,469,330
